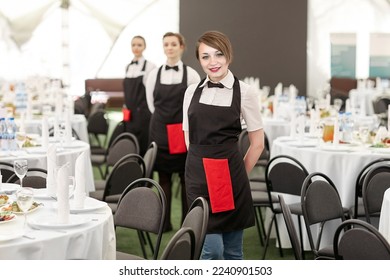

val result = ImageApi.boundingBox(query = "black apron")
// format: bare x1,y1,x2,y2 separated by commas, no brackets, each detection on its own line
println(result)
149,65,188,173
123,60,151,155
185,77,255,233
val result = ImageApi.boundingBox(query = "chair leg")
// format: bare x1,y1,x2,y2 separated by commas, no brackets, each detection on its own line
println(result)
262,213,283,259
145,232,155,256
258,208,267,240
254,207,265,246
297,215,305,260
273,214,284,258
137,230,148,259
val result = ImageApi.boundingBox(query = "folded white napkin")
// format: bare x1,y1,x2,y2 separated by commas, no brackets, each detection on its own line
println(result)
297,115,305,143
388,105,390,132
46,144,57,197
333,118,340,145
345,99,351,113
73,151,87,209
56,164,70,224
41,116,49,149
309,109,317,136
325,93,331,110
290,115,297,138
65,109,72,146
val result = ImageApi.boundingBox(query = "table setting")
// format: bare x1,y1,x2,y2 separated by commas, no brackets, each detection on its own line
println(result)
0,151,115,260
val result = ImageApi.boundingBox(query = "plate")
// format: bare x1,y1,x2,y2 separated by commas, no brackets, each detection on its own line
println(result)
0,183,21,195
28,214,90,229
368,147,390,154
1,201,42,214
0,231,23,242
33,188,73,200
319,144,355,152
0,212,16,224
286,141,318,148
53,197,107,213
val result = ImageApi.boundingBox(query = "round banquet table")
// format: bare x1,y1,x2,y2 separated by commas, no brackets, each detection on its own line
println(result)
0,140,95,193
262,117,291,146
269,136,389,249
0,196,115,260
15,114,89,143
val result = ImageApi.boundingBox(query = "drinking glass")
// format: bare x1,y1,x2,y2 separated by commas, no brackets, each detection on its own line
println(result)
14,159,28,188
16,187,34,231
15,131,27,151
322,120,334,143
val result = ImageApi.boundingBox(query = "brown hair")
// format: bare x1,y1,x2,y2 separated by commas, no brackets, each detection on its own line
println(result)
163,32,186,49
132,35,146,47
196,31,233,63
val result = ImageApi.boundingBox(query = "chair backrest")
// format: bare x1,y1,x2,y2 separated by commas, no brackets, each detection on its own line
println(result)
103,153,145,200
87,109,109,136
334,219,390,260
278,195,302,260
238,129,270,166
0,161,16,182
372,97,390,114
353,158,390,218
114,178,167,260
301,172,345,257
362,164,390,225
265,155,309,196
143,141,158,179
160,227,195,260
105,132,140,168
6,168,47,189
107,121,126,148
182,196,209,260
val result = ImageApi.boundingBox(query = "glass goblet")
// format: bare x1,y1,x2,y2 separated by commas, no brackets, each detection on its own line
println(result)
14,159,28,188
16,187,34,231
15,131,27,151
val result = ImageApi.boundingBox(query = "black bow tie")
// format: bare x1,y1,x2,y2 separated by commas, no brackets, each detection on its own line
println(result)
207,81,224,88
165,65,179,71
130,60,138,65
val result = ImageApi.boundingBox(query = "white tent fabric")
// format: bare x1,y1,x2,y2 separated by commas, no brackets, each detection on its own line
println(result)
0,0,179,95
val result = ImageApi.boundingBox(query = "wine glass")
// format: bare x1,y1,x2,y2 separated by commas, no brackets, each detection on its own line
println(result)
15,131,27,151
14,159,28,188
16,187,34,231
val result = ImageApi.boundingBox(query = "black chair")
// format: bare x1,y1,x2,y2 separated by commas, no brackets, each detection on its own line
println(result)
87,109,109,155
143,141,158,179
0,161,16,183
90,153,145,213
301,172,347,259
352,158,390,219
181,196,209,260
160,227,195,260
92,131,140,180
334,219,390,260
362,164,390,227
278,195,302,260
263,155,309,259
115,178,167,260
6,167,47,189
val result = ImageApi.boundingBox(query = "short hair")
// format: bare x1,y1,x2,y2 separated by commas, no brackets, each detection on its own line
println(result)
132,35,146,47
163,32,186,49
196,31,233,63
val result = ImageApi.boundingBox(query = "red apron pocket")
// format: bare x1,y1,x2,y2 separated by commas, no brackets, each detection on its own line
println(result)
166,123,187,154
122,107,131,122
202,158,235,213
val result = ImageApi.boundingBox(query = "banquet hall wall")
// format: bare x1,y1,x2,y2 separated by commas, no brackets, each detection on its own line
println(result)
180,0,308,95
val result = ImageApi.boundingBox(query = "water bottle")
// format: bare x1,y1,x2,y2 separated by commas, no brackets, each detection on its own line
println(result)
6,117,17,151
342,112,354,143
0,118,6,151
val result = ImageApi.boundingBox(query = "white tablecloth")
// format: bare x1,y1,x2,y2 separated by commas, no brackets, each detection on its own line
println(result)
270,137,387,249
379,188,390,242
0,197,115,260
262,117,291,146
0,140,95,193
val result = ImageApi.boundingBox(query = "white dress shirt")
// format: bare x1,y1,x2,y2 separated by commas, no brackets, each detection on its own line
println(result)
182,70,263,132
145,60,201,113
125,56,157,84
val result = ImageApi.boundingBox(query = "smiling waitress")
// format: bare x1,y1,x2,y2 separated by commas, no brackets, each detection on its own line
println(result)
146,32,200,232
183,31,264,259
123,35,156,156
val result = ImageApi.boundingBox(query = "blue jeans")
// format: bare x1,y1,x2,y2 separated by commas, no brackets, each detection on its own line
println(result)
200,230,244,260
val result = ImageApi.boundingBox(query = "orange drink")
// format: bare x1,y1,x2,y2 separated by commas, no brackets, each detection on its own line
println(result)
322,123,334,142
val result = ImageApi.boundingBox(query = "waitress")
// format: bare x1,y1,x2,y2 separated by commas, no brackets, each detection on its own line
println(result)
123,35,156,155
183,31,264,259
145,32,200,232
